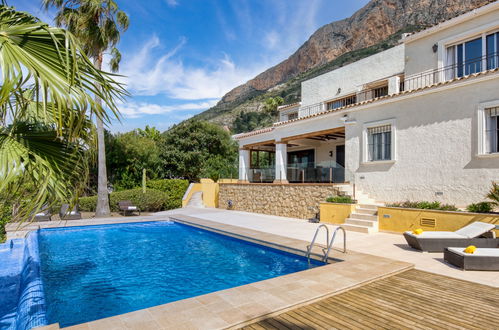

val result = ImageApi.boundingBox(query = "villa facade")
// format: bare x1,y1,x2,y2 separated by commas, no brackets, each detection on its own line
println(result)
234,2,499,207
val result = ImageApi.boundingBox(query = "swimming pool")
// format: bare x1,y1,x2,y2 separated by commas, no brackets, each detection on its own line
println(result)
32,221,322,327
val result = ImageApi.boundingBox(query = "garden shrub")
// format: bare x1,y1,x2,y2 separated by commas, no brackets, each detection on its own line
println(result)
79,196,98,212
146,179,189,209
326,195,354,204
0,202,11,243
388,201,457,211
466,202,493,213
109,188,168,212
77,188,169,212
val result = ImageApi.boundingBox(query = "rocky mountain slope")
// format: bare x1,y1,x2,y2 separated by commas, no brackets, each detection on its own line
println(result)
194,0,495,130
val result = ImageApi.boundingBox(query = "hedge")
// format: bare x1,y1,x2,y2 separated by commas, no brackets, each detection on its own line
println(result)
146,179,189,210
387,201,458,211
326,195,354,204
79,188,169,212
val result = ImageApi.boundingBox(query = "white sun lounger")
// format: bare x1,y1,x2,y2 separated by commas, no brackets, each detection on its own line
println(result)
404,222,497,252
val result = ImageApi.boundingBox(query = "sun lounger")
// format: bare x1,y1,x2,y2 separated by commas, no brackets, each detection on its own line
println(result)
59,204,82,220
33,205,51,222
404,222,497,252
444,247,499,271
118,200,140,216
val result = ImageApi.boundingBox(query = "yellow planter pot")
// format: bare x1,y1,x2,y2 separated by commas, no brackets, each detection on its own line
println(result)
320,202,356,224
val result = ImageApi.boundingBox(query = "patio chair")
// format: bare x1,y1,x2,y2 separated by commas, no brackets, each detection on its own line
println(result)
59,204,82,220
118,200,140,216
403,222,498,252
33,205,51,222
444,247,499,271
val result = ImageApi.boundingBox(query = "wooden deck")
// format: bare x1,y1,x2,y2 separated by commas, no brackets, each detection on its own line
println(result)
241,269,499,330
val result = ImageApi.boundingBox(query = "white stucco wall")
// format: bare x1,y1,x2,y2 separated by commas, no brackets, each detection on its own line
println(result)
300,45,405,107
344,76,499,207
405,5,499,77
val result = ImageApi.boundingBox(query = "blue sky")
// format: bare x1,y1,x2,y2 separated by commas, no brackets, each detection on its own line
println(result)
12,0,370,132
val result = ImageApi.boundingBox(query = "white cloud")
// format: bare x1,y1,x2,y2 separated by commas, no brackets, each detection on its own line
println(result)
120,36,266,101
165,0,178,7
264,30,280,49
117,99,218,118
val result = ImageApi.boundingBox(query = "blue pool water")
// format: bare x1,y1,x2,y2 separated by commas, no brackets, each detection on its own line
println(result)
36,221,321,327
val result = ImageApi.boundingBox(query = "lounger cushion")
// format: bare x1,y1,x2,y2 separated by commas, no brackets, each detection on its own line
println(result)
404,231,465,239
454,222,495,238
447,247,499,257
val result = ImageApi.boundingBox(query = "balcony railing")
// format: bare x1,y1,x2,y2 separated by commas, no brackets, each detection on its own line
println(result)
293,52,499,120
245,161,354,184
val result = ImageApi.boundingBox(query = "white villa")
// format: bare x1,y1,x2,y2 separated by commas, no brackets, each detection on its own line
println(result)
234,2,499,208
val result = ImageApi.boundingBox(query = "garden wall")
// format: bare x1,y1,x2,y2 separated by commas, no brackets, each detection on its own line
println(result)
218,183,340,219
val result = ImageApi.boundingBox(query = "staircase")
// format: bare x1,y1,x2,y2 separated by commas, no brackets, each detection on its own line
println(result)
186,192,204,208
335,184,382,234
342,204,379,234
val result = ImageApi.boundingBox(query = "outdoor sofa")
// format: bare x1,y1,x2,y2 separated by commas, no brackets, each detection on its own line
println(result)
404,222,498,252
59,204,82,220
118,200,140,216
444,247,499,271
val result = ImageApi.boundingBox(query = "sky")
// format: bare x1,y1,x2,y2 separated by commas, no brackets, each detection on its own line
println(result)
12,0,370,132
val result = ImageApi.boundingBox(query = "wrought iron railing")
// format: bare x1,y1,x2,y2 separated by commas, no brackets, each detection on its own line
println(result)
290,52,499,120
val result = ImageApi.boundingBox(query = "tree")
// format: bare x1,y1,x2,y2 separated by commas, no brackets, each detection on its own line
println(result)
44,0,130,217
160,121,237,181
0,5,124,222
106,131,163,190
263,96,284,115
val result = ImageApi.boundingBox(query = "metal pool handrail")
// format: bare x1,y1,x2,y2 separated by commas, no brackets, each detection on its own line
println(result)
306,224,329,263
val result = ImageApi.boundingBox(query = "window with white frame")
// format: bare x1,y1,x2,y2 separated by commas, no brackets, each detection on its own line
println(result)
485,107,499,154
446,30,499,79
367,124,392,161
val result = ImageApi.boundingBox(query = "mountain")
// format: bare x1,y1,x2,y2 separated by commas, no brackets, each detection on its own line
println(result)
193,0,495,132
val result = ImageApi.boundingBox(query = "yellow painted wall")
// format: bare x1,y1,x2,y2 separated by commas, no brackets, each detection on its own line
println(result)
181,183,202,207
182,179,239,208
379,207,499,235
200,179,219,208
320,202,356,224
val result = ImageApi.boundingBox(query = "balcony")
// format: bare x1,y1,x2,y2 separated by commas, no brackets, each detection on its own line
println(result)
285,52,499,121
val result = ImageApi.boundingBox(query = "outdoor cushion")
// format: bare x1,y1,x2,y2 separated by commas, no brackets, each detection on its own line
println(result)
454,222,495,238
447,247,499,257
404,231,464,239
127,206,137,210
69,211,78,215
35,213,46,216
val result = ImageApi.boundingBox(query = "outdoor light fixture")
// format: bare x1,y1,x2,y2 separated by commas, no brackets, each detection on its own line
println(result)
432,43,438,53
337,87,341,95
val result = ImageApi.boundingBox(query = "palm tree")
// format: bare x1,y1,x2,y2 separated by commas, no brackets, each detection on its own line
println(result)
43,0,130,217
0,4,125,221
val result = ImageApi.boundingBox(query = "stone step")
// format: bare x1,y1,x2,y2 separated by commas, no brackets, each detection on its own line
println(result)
355,207,378,215
357,204,379,210
345,218,378,228
350,213,378,221
340,224,377,234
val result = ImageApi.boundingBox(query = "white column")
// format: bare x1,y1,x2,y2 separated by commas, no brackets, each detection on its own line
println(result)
388,76,400,95
274,143,288,183
238,148,250,182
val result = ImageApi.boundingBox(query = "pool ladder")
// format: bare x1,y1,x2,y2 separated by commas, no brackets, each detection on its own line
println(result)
306,224,346,263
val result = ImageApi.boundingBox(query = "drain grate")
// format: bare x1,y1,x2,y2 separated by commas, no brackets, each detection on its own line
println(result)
420,217,436,228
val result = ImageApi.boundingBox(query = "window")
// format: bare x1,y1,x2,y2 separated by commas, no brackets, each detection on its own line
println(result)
486,32,499,70
373,85,389,98
446,31,499,79
485,107,499,154
250,150,275,168
326,94,357,110
287,112,298,120
367,125,392,161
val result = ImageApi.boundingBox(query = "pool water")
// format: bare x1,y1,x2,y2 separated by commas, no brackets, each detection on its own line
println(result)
39,221,321,327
